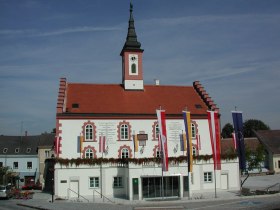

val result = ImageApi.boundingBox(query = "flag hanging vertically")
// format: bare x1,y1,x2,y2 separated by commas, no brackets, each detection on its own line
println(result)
183,111,193,173
99,135,106,153
156,109,169,171
55,136,61,156
232,111,246,170
77,134,84,153
180,132,187,151
207,110,221,170
134,134,139,152
232,132,237,150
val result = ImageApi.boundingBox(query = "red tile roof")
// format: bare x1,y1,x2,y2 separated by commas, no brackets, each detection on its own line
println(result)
62,83,210,117
221,138,260,154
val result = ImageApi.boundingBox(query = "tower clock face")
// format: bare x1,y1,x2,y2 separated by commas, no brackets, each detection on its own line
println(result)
129,54,138,75
130,55,137,62
129,54,138,63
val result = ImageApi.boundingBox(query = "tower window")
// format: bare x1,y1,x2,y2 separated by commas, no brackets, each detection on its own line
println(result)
131,63,136,74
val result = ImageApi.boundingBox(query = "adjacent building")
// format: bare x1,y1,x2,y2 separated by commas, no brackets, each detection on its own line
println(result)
254,130,280,173
0,133,54,188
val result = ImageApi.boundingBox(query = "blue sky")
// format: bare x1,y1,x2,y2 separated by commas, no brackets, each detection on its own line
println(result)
0,0,279,135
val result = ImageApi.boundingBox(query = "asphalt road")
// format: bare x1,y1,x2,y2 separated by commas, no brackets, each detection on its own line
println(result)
1,194,280,210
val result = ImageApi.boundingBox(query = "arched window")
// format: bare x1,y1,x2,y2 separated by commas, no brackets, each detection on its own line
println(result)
85,148,93,159
120,124,129,140
121,148,129,159
85,124,93,141
131,63,136,74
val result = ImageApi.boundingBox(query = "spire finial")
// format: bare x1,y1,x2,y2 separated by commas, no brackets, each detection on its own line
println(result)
120,1,143,54
130,1,133,12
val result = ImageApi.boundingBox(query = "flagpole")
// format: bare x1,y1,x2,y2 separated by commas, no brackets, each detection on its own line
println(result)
133,131,135,158
100,134,103,199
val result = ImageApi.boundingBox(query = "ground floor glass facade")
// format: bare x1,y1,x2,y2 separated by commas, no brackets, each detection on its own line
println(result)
142,176,179,199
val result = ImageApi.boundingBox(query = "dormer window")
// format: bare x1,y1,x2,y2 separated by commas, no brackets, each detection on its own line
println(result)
15,148,19,153
72,103,79,108
3,148,8,153
26,148,31,153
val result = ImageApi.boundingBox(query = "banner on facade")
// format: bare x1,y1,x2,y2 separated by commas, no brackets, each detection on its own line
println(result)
77,135,83,153
207,110,221,170
99,135,106,153
156,109,169,172
232,111,246,170
55,136,61,156
183,110,193,173
180,133,186,151
134,134,139,152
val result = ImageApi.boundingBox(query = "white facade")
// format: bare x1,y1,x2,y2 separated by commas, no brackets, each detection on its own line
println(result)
55,118,240,200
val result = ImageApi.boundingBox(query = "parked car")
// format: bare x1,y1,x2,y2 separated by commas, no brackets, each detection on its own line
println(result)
0,185,12,199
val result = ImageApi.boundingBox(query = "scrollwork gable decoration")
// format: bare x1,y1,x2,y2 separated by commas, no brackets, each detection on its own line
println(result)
82,146,97,159
82,120,97,142
118,145,132,158
117,120,132,141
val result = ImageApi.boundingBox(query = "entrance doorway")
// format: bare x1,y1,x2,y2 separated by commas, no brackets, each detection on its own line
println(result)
142,176,179,199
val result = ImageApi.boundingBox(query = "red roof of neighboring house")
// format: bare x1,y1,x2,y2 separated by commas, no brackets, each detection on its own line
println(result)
221,138,260,154
56,79,218,119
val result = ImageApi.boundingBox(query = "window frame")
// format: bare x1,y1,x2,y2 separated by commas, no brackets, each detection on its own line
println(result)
27,161,32,169
121,148,129,159
13,162,18,169
89,177,99,188
191,123,196,138
204,172,212,183
120,124,129,140
113,176,123,188
85,148,93,159
85,124,93,141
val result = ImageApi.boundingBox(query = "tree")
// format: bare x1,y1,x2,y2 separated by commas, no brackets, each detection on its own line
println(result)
221,123,234,138
245,144,265,172
243,119,270,138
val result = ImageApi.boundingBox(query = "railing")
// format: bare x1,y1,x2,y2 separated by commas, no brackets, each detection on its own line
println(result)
93,189,115,203
265,183,280,192
67,188,89,203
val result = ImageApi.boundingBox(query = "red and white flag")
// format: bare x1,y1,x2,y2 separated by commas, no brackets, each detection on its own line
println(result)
207,110,221,170
99,135,106,153
196,134,201,151
232,132,237,150
156,109,169,171
55,136,61,156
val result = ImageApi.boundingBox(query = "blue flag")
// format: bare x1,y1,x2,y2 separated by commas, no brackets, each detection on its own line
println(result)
232,111,246,171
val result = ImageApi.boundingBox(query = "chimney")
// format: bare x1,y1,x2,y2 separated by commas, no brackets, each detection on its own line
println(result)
154,79,160,86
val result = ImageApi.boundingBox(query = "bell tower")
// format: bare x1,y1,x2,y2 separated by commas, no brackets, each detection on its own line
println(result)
120,3,144,90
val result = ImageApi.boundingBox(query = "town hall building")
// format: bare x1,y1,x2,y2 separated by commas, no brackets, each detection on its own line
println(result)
54,3,240,201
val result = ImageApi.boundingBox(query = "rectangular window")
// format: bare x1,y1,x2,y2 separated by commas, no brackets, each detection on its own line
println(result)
204,172,212,183
113,177,123,188
278,160,280,168
89,177,99,188
45,150,50,158
0,162,3,167
27,162,32,169
191,123,196,138
13,162,18,169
